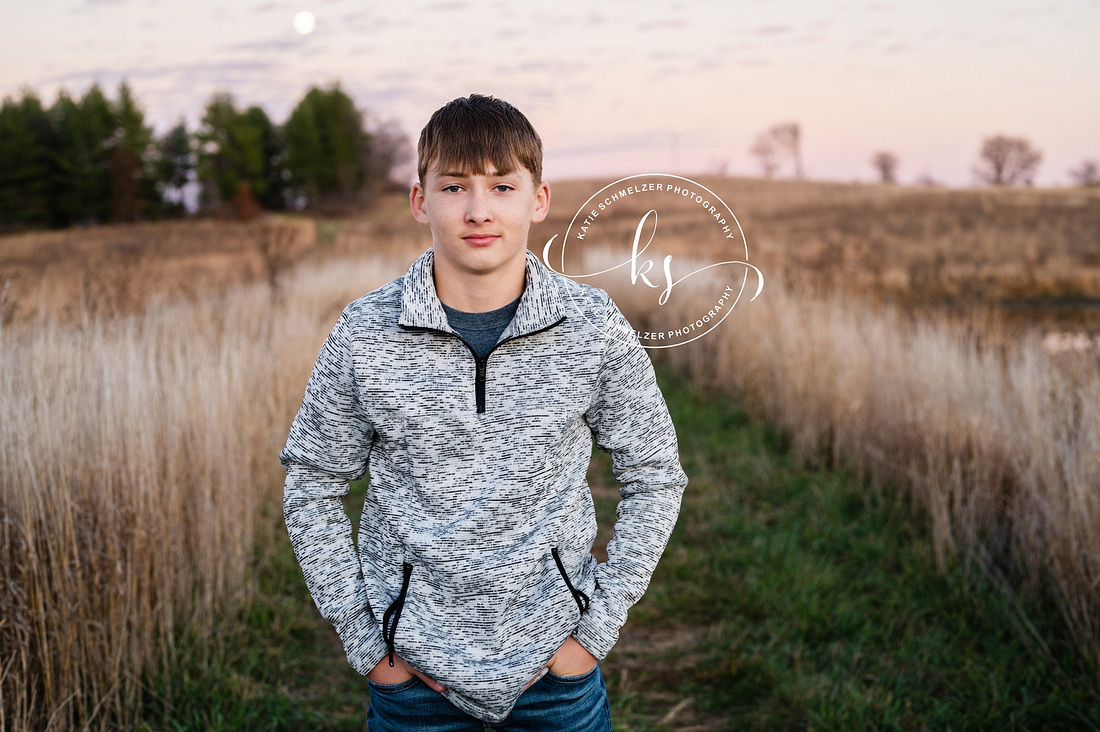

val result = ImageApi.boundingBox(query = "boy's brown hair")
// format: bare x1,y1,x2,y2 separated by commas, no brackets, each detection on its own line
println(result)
417,94,543,184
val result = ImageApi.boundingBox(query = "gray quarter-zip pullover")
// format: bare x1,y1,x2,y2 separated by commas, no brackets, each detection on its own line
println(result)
281,248,687,724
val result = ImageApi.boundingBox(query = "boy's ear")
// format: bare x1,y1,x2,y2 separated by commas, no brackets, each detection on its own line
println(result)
530,181,551,224
410,182,430,225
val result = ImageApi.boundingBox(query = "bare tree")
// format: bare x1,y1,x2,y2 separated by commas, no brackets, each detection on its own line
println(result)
871,151,900,183
257,218,312,296
1069,159,1100,187
973,134,1042,186
769,122,804,179
750,135,780,178
364,116,413,190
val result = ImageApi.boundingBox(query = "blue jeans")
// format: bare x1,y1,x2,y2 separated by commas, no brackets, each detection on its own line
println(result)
366,665,613,732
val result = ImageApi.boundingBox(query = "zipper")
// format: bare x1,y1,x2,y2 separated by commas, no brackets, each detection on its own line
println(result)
551,547,590,616
399,316,565,414
381,562,413,667
475,357,487,413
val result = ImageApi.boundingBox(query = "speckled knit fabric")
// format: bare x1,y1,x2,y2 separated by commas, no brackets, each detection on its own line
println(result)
281,248,687,724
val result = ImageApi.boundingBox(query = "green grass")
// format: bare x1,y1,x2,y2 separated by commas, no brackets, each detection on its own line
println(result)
596,370,1099,731
133,369,1099,730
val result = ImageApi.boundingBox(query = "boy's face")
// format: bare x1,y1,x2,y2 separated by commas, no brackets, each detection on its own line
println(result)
410,160,551,282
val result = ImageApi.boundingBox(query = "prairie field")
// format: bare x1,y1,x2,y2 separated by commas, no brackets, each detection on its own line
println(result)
535,177,1100,308
0,251,413,729
2,177,1099,729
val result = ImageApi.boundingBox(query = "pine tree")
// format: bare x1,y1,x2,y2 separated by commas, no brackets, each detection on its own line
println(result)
109,82,155,221
0,91,53,229
284,84,370,210
241,105,287,210
196,92,270,212
50,85,117,225
155,119,194,214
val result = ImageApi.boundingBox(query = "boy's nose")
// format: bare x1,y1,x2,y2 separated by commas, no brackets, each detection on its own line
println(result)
465,189,493,223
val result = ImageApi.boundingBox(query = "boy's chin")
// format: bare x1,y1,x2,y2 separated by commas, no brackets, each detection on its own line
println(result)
438,244,527,269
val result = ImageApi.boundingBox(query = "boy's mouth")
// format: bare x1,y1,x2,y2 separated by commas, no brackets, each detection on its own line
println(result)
462,234,499,247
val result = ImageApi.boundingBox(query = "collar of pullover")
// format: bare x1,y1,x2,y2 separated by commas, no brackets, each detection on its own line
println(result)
399,248,567,338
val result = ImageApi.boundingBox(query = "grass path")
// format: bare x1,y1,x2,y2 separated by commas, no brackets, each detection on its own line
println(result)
139,370,1099,730
597,372,1098,730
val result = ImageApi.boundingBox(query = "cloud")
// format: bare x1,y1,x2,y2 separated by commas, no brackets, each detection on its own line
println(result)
636,18,690,32
753,24,793,36
346,84,443,114
338,8,406,33
555,131,672,158
428,0,470,11
978,35,1024,48
222,37,306,53
36,59,282,90
526,87,558,100
516,58,588,75
790,33,825,46
341,8,375,22
198,59,282,75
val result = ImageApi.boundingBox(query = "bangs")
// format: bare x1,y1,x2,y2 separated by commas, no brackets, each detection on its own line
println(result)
418,94,542,183
431,145,520,179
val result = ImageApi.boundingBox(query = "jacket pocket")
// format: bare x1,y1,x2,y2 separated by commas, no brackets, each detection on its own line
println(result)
380,562,413,668
551,547,590,617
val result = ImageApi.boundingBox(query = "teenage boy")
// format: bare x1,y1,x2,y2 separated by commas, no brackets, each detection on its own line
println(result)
282,94,687,731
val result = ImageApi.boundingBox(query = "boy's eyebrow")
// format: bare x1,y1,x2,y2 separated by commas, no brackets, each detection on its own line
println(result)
437,168,517,179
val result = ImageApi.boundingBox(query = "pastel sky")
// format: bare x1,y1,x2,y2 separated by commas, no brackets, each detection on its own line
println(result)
2,0,1098,186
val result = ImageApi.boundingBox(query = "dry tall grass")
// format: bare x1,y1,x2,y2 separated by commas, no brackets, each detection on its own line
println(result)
0,255,407,730
601,254,1100,679
0,217,316,326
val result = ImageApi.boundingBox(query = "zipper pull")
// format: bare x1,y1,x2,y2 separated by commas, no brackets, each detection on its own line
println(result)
475,358,487,413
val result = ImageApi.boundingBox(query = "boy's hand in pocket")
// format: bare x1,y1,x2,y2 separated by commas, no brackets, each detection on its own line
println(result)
522,636,598,691
547,636,598,677
368,654,447,692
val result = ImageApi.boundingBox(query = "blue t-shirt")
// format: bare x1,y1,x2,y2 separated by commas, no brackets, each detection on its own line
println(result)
441,295,522,360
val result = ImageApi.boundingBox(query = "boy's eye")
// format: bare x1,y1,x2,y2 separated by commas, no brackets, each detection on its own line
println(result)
442,184,462,193
494,184,514,193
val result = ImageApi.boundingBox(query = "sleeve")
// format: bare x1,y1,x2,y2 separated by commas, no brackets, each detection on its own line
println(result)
574,296,689,660
280,309,389,675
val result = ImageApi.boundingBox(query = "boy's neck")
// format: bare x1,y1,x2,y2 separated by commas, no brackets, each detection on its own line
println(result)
432,250,527,313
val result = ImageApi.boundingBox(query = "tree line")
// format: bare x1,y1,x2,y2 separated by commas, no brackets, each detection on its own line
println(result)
749,122,1099,187
0,81,410,232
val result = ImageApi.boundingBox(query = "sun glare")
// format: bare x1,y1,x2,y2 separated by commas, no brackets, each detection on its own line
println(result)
293,10,316,35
